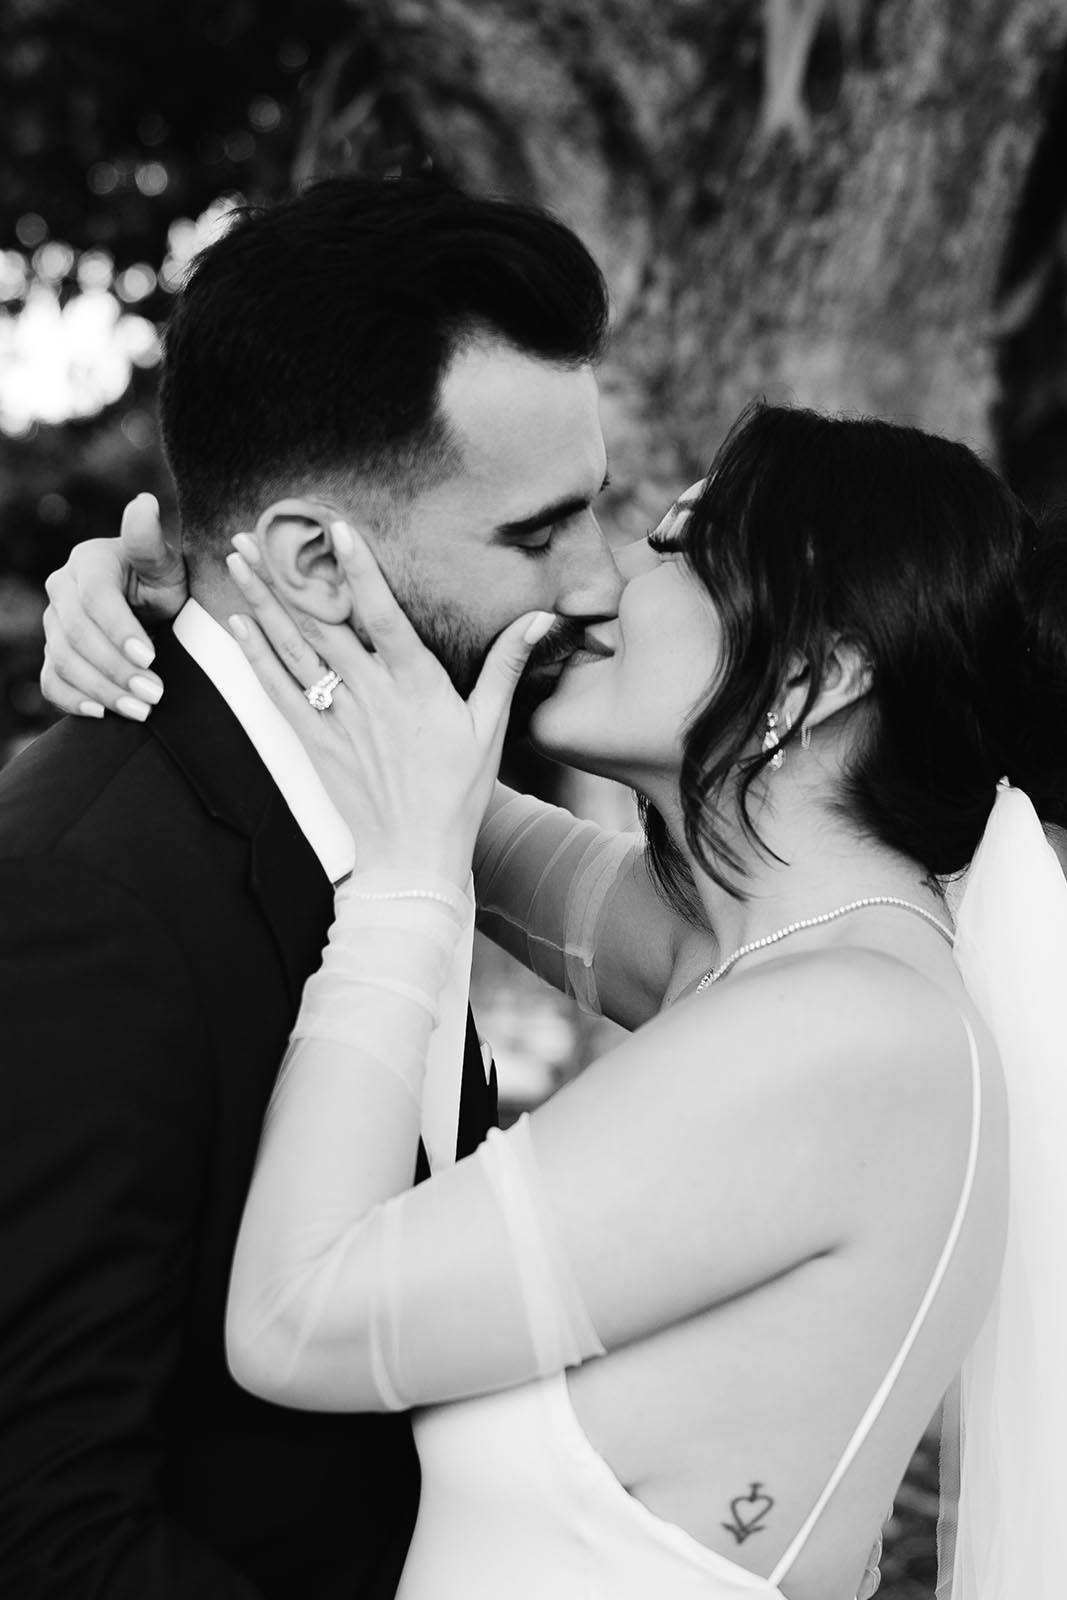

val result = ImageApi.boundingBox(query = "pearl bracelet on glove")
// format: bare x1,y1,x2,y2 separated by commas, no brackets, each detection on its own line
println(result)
344,888,466,908
337,872,475,927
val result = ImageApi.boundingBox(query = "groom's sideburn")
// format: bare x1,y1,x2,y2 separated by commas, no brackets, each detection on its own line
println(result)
0,625,494,1599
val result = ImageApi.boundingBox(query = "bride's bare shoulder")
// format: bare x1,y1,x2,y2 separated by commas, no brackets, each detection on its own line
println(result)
633,943,991,1141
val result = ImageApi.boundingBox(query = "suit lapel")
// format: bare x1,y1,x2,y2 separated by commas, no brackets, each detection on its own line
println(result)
149,627,494,1150
416,1011,496,1181
457,1006,498,1157
248,795,335,1009
148,627,334,1010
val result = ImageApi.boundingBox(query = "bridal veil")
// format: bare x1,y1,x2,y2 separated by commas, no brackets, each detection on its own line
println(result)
939,782,1067,1597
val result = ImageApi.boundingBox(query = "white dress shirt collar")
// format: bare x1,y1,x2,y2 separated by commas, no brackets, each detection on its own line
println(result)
172,598,356,886
173,597,473,1168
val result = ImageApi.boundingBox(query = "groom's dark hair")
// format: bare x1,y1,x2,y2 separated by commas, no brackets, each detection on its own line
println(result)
158,175,609,554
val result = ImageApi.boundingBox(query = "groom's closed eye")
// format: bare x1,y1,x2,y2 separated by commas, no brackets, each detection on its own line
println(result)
494,472,612,556
512,532,558,558
497,510,585,558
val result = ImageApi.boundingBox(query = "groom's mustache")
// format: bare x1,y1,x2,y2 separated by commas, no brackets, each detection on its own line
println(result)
504,618,591,733
525,619,588,677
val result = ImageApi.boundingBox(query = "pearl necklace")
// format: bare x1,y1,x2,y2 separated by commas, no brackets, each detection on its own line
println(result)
696,896,955,992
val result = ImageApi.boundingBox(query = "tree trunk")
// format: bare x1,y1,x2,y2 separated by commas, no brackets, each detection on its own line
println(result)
296,0,1067,522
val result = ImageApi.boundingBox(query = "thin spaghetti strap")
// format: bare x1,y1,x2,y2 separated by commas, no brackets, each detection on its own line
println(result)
768,1014,983,1589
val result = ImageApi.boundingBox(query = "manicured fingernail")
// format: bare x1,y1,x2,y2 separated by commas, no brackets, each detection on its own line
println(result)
124,638,155,668
128,674,163,705
231,533,260,564
116,695,150,722
77,700,105,719
228,614,250,640
524,611,556,644
226,552,252,585
330,520,354,555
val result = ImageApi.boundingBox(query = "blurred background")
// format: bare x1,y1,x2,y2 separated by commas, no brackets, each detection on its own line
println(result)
3,2,1067,1593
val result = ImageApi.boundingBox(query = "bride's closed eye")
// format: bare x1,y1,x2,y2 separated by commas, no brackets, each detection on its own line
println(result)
646,527,684,554
647,483,704,555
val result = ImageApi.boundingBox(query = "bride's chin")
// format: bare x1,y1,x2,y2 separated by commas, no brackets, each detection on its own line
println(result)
527,704,631,784
526,714,591,769
527,692,580,746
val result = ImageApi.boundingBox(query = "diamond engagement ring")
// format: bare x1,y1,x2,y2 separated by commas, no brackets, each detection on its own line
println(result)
304,669,343,712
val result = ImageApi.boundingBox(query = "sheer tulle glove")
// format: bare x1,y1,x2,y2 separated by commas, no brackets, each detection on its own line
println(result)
476,787,639,1014
226,521,555,884
226,865,604,1412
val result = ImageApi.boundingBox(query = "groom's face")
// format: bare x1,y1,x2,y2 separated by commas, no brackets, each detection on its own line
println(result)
368,339,621,722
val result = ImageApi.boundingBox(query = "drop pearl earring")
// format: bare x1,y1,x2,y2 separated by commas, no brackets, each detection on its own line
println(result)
762,712,784,770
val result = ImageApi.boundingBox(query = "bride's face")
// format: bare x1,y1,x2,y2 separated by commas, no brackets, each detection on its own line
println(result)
528,484,722,789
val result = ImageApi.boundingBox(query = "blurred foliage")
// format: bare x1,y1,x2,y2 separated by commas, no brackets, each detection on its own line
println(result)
0,0,353,263
0,0,352,746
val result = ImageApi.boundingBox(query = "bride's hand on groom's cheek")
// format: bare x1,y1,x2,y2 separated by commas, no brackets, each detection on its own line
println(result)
225,523,553,882
224,530,361,697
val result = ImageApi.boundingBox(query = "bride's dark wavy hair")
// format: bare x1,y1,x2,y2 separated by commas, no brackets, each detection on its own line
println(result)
641,402,1067,911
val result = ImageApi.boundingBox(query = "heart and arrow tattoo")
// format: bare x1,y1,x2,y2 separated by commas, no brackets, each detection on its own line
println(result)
722,1482,775,1544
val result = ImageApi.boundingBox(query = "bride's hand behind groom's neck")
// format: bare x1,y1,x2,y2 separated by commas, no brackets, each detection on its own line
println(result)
117,493,189,621
39,492,186,720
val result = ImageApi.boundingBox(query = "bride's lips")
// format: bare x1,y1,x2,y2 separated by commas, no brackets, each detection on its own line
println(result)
561,637,615,670
525,631,615,690
519,634,614,714
526,653,573,681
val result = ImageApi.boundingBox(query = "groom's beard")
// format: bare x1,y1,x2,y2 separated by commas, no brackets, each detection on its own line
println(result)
397,592,585,738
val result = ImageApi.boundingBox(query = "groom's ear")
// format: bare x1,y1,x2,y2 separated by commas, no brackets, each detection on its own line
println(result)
254,499,354,624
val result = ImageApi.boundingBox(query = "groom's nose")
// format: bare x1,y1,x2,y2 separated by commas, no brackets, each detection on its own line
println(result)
554,518,623,623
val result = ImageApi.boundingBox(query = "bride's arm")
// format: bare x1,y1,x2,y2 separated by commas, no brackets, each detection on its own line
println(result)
226,870,929,1415
475,783,708,1029
226,867,605,1410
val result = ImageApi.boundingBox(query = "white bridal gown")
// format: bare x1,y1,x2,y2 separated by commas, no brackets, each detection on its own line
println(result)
227,791,991,1600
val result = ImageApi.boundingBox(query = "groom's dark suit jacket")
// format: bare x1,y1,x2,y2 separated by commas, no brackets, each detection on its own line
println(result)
0,628,496,1599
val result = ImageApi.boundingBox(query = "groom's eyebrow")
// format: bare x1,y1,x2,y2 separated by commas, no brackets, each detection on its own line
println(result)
495,470,611,540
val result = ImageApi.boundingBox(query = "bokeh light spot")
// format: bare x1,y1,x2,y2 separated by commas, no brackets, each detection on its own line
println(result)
278,38,309,70
249,95,282,132
88,162,119,196
37,492,71,525
77,250,114,292
115,264,158,303
15,213,47,249
138,113,169,147
33,242,74,284
135,161,170,197
120,410,156,449
0,253,29,302
224,131,255,163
